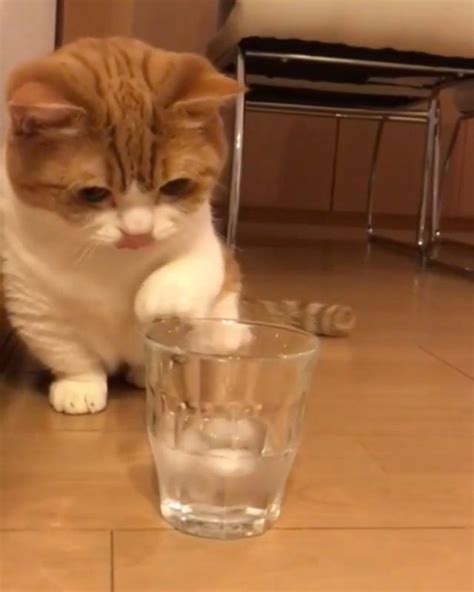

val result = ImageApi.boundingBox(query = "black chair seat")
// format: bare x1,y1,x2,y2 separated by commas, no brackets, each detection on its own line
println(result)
247,84,426,110
237,37,474,88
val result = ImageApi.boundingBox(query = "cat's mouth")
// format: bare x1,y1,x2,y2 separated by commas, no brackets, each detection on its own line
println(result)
116,233,154,250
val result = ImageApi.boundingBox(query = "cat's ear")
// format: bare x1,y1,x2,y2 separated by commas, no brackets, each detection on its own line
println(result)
8,81,86,136
170,54,244,126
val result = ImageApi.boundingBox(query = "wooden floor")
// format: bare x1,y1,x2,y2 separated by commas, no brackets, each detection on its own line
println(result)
1,242,473,592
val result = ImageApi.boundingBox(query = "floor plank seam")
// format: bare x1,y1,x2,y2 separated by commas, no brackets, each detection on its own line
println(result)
0,528,113,533
110,530,115,592
100,526,473,532
2,526,471,533
1,430,148,435
418,345,474,381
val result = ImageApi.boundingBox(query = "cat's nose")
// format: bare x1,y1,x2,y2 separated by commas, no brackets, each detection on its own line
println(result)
117,232,153,250
120,206,154,236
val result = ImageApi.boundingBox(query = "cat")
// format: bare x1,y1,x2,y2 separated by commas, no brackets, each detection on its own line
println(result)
0,37,355,415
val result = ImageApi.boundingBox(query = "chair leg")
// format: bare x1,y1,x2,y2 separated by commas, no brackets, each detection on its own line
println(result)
329,116,341,212
226,49,246,246
429,109,441,244
417,98,439,251
431,115,463,243
366,118,385,238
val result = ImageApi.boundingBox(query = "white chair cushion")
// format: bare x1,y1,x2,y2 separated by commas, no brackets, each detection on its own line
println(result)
209,0,474,63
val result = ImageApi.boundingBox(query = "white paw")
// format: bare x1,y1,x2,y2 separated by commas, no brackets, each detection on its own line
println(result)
188,322,253,355
125,365,146,389
135,269,212,323
49,376,107,415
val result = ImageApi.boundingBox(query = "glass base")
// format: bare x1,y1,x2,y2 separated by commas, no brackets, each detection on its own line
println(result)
161,500,281,540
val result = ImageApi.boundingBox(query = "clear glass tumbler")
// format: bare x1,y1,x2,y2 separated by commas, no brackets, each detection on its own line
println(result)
145,318,318,539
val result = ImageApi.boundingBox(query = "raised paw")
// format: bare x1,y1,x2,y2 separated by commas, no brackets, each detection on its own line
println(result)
188,321,253,355
49,376,108,415
135,269,212,323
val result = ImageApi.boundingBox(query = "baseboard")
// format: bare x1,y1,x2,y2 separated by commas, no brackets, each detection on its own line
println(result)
213,207,474,245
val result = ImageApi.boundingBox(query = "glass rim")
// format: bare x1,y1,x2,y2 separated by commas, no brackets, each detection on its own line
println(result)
144,317,319,361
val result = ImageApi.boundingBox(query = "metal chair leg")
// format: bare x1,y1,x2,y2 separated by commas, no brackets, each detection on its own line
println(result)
417,98,439,251
429,108,441,244
366,118,385,237
226,49,246,246
431,115,463,242
329,116,341,212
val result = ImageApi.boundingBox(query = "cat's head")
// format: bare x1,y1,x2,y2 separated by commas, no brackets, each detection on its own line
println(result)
5,37,242,249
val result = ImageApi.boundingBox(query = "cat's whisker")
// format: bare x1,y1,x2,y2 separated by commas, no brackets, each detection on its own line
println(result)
87,242,102,261
73,249,89,268
80,245,96,265
73,243,96,267
71,244,88,266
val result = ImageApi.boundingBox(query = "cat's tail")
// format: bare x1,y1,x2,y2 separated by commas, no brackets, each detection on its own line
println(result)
241,299,356,337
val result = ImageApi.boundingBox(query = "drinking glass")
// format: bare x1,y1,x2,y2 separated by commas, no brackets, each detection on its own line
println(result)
145,318,318,539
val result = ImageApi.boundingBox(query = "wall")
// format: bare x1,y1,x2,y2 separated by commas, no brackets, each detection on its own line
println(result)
239,94,474,223
60,0,134,41
0,0,57,140
61,0,217,52
133,0,217,54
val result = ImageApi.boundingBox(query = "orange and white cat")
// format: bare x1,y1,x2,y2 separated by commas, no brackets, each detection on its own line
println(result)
1,38,242,414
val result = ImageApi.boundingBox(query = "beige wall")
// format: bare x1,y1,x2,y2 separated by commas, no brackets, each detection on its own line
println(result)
133,0,217,54
61,0,473,224
0,0,56,140
61,0,217,52
61,0,135,41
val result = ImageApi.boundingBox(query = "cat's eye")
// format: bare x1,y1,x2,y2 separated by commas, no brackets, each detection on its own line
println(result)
160,178,194,198
77,186,112,204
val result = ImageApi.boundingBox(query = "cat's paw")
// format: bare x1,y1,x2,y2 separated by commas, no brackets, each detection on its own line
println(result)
49,376,107,414
189,321,253,354
125,365,146,389
135,268,212,323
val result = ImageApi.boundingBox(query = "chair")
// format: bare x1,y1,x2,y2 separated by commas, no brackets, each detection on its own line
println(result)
208,0,474,273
